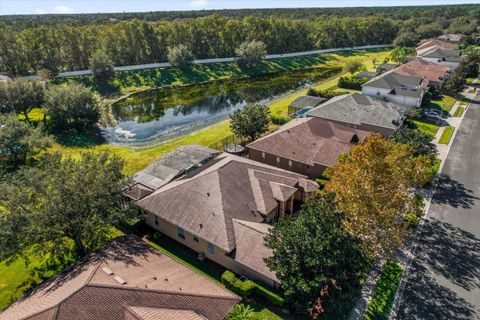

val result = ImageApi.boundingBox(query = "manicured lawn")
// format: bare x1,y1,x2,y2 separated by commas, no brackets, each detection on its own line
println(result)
453,106,465,117
438,126,455,145
364,260,403,320
428,95,456,113
409,119,440,137
466,77,475,85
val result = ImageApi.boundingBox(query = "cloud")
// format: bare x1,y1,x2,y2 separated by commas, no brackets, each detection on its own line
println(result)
53,5,73,14
35,8,47,14
189,0,208,7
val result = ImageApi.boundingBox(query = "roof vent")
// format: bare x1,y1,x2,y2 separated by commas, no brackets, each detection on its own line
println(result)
199,223,203,229
207,192,210,197
114,275,127,285
102,267,113,275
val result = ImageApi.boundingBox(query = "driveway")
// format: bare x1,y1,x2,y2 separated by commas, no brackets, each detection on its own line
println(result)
396,92,480,319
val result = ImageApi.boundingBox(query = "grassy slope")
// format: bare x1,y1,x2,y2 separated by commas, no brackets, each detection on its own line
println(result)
364,260,403,320
53,49,391,175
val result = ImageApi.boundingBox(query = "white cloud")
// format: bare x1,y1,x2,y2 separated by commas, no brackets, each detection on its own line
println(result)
189,0,208,7
35,8,47,14
53,5,73,14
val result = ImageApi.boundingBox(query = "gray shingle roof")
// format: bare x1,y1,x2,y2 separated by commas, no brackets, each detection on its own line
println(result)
289,95,327,109
420,47,463,60
306,93,408,130
356,71,379,79
363,71,424,98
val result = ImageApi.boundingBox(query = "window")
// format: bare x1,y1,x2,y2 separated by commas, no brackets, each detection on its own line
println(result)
288,160,293,168
261,152,265,159
276,156,280,165
193,235,199,242
208,242,215,255
154,215,159,226
177,227,185,240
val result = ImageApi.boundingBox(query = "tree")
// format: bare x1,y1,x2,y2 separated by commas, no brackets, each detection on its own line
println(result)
265,194,369,316
443,68,466,94
0,114,52,168
230,104,270,142
235,40,267,68
90,51,115,82
167,44,194,69
44,83,100,132
391,127,437,159
226,304,254,320
393,32,419,48
324,134,433,257
0,151,131,260
0,78,45,123
343,60,364,74
389,47,415,64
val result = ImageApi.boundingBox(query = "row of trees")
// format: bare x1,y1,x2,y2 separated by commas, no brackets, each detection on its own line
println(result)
0,15,399,75
444,48,480,94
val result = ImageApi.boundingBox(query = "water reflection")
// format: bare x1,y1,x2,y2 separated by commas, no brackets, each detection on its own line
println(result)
103,68,339,146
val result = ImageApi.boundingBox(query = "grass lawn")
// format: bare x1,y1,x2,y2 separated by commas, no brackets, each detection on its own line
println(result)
409,119,440,137
364,260,403,320
466,77,475,85
453,106,465,117
428,95,456,113
438,126,455,145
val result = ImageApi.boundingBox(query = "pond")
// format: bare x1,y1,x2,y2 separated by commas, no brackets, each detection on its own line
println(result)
103,67,340,147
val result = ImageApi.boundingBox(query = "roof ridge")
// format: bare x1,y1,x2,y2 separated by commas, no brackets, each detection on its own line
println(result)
233,219,270,235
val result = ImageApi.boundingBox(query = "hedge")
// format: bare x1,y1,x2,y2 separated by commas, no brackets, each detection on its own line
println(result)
254,282,285,306
338,74,368,90
221,270,255,297
270,115,290,125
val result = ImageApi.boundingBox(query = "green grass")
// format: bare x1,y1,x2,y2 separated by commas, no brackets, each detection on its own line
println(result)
453,106,465,117
364,260,403,320
248,302,284,320
0,227,123,311
438,126,455,145
428,95,456,113
409,119,440,137
466,77,475,85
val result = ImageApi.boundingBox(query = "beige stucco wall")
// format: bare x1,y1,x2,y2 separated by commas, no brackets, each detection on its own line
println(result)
144,212,278,287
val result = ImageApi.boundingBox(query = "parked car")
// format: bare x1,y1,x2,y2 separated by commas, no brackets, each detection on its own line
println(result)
424,111,443,122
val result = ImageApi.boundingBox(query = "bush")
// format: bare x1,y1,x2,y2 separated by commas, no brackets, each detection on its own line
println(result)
307,88,350,99
254,282,285,306
270,115,290,125
235,40,267,68
338,74,368,90
167,44,194,69
221,270,255,297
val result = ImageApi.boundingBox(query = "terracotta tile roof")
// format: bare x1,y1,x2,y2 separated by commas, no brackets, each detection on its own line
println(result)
394,59,451,88
0,235,239,320
125,306,206,320
416,39,457,52
247,117,370,167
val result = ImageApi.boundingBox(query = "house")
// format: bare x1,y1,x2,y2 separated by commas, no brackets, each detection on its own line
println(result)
136,153,319,287
416,39,457,53
0,235,240,320
417,47,464,68
356,71,379,79
394,59,452,89
376,63,399,73
247,117,370,178
287,95,327,117
437,34,465,43
362,71,425,107
305,93,408,137
125,145,219,200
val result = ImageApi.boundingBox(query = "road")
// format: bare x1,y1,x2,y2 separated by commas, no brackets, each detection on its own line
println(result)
23,44,392,80
396,91,480,319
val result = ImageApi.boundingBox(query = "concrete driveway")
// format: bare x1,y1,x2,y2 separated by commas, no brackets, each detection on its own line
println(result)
396,91,480,320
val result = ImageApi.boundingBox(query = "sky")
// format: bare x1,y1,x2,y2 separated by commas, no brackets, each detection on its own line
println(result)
0,0,479,15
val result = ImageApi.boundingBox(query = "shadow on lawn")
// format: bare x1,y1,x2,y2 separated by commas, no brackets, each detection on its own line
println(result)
53,128,107,148
397,218,480,319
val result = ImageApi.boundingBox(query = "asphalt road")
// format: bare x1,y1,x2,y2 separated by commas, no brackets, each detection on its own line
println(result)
397,92,480,320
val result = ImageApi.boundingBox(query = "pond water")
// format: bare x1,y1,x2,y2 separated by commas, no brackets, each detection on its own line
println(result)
103,67,339,147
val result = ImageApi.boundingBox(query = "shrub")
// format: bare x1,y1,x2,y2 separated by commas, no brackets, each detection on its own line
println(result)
270,115,290,125
167,44,194,69
235,40,267,68
307,88,350,99
338,74,368,90
221,270,255,297
254,282,285,306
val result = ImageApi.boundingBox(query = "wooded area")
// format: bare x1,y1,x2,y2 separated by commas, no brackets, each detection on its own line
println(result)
0,4,478,75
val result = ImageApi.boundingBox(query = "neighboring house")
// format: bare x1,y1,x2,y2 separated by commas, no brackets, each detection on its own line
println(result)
362,71,425,107
305,93,408,137
437,34,465,43
355,71,379,79
376,63,399,73
394,59,452,89
287,95,327,117
247,117,370,178
417,47,464,69
416,39,457,53
0,235,240,320
136,153,319,287
125,145,219,200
